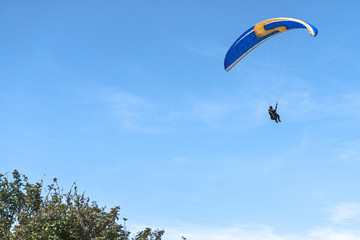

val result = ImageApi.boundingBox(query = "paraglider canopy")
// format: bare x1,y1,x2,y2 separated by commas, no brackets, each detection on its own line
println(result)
224,17,318,72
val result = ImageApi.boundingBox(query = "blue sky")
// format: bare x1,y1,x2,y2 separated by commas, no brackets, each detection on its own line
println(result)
1,0,360,239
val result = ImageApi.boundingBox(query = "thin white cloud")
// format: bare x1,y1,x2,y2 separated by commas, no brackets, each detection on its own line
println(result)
97,82,360,132
259,133,309,174
128,222,360,240
309,228,360,240
100,87,267,132
329,202,360,224
177,40,226,57
165,224,286,240
338,148,358,161
279,90,360,123
188,93,268,130
336,140,360,163
127,201,360,240
192,100,236,124
104,92,157,132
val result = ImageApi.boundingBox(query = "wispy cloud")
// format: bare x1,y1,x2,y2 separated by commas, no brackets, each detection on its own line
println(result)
329,202,360,224
100,87,267,133
309,228,360,240
336,140,360,163
279,90,360,123
127,201,360,240
177,40,226,57
104,92,157,132
188,93,268,130
165,224,287,240
338,148,359,161
94,81,360,133
259,133,309,174
128,222,360,240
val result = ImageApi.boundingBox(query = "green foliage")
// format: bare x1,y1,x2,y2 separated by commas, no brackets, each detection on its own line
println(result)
0,170,164,240
132,228,164,240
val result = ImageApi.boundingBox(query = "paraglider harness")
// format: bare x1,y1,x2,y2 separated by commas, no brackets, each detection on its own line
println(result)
268,103,281,123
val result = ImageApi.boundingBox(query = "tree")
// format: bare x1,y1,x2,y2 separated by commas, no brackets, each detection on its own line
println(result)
132,228,164,240
0,170,164,240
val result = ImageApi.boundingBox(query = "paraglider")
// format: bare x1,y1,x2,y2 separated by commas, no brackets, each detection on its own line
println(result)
268,103,281,123
224,17,318,122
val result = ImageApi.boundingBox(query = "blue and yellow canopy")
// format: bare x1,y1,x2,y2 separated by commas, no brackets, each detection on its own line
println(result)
224,17,318,71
